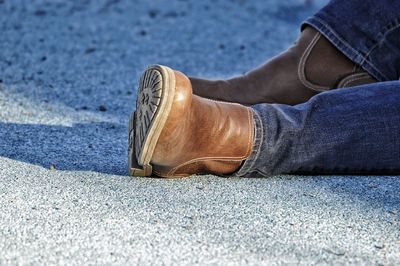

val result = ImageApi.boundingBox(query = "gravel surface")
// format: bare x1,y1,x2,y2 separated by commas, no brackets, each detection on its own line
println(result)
1,0,399,265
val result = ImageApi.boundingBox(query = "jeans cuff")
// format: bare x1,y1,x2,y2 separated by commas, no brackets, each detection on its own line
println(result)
232,108,263,177
302,16,388,82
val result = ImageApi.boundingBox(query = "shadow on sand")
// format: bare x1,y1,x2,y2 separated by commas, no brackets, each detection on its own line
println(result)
0,122,127,175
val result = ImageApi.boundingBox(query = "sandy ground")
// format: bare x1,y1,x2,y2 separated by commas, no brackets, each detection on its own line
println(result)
0,0,399,265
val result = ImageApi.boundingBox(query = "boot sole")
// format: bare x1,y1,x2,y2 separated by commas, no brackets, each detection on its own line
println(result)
128,65,176,176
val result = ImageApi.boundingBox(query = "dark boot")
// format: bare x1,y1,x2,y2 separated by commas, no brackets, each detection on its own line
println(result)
190,27,376,105
128,65,254,178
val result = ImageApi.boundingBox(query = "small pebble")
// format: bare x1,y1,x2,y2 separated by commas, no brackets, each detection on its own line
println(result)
164,11,178,18
34,10,47,16
374,244,385,249
148,10,158,18
85,47,96,54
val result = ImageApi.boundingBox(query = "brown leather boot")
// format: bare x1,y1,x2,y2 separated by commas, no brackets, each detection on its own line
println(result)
190,27,376,105
128,65,254,178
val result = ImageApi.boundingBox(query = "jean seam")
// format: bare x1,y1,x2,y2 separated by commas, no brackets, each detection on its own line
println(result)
255,169,270,176
234,109,264,177
362,19,400,67
304,16,389,81
248,110,264,174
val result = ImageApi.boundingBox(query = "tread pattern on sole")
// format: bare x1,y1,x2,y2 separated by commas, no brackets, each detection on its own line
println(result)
135,68,163,163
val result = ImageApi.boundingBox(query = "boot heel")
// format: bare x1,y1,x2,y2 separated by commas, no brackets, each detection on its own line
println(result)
129,164,153,176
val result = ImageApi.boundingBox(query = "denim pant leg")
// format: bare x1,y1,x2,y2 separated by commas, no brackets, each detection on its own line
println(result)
303,0,400,81
234,81,400,177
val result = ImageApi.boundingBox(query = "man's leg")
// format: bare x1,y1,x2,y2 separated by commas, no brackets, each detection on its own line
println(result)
190,0,400,105
235,81,400,177
304,0,400,82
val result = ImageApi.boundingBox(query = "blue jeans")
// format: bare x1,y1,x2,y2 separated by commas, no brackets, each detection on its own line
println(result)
235,0,400,177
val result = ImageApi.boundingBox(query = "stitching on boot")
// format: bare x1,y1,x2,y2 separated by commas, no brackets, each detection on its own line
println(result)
168,107,254,176
341,76,371,88
337,73,373,88
337,73,366,87
153,169,189,178
298,32,331,92
168,157,250,176
307,17,389,81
